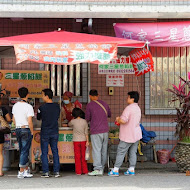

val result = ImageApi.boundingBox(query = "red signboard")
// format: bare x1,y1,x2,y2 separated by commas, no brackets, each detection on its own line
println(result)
129,48,154,76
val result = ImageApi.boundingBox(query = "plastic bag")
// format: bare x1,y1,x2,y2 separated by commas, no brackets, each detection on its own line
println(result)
85,146,90,161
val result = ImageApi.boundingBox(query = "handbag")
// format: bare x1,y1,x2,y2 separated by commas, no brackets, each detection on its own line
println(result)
0,115,11,134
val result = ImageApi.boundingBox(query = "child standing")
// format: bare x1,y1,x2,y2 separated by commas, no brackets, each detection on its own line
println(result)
68,108,89,175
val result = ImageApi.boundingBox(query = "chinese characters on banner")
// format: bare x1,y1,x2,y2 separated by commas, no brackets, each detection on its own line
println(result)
106,75,124,87
114,21,190,47
0,70,50,98
14,43,117,65
129,48,154,76
98,56,134,74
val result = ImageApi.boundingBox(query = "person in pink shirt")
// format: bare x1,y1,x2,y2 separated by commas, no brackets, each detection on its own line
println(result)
108,91,142,177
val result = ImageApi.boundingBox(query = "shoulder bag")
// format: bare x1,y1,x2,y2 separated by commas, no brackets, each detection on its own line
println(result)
0,109,11,134
94,100,108,116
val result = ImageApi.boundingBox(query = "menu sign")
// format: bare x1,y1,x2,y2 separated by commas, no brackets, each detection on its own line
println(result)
106,75,124,87
0,70,50,98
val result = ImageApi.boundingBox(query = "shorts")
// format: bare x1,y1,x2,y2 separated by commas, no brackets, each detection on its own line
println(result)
0,133,4,144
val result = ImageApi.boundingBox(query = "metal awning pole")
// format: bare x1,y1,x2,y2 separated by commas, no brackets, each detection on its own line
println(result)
59,80,62,128
146,41,150,50
57,65,62,128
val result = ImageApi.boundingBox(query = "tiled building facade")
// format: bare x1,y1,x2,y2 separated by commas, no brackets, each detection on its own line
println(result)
0,0,190,159
0,18,184,160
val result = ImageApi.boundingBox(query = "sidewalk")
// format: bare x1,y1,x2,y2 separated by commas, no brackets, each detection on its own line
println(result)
1,162,189,190
135,161,178,171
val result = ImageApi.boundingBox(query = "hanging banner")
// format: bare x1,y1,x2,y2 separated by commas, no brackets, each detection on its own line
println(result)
114,21,190,47
0,70,50,98
14,43,117,65
129,48,154,76
98,56,134,74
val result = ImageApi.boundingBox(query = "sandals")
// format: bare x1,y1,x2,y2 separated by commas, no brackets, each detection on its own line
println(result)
0,174,4,177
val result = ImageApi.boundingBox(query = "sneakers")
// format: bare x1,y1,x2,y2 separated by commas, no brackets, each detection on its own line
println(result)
88,170,103,176
108,170,119,177
17,171,25,179
41,172,60,178
24,169,33,178
41,172,50,178
54,172,60,178
27,167,31,174
17,170,33,179
124,170,135,176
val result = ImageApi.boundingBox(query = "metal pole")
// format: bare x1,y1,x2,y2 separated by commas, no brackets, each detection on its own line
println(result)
88,63,91,103
51,64,56,96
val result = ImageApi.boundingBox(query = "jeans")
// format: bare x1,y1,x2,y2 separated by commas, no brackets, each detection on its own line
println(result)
16,128,32,168
41,134,60,173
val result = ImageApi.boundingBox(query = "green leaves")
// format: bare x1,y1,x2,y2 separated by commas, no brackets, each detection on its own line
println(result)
167,76,190,140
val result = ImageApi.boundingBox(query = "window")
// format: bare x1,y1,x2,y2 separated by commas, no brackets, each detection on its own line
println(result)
45,63,89,103
145,47,190,115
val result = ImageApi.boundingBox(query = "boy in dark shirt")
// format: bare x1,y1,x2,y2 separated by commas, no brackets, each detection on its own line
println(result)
37,89,60,178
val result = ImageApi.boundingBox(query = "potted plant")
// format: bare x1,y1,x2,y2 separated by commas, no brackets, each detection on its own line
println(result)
167,73,190,172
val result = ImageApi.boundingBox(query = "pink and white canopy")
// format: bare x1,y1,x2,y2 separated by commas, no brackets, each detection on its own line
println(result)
0,30,145,65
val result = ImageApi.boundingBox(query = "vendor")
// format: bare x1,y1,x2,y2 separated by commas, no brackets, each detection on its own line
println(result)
61,91,82,124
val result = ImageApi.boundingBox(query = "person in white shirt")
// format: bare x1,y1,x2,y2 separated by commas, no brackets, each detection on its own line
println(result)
12,87,34,179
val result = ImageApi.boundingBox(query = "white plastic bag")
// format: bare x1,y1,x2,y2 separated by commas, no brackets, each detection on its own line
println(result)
85,146,90,161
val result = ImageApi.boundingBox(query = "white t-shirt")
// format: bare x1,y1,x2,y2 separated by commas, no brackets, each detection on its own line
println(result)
12,102,34,127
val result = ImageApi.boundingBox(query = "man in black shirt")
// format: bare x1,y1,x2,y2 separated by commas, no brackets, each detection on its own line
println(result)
37,89,60,178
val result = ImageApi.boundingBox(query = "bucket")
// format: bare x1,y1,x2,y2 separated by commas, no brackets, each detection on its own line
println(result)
157,149,170,164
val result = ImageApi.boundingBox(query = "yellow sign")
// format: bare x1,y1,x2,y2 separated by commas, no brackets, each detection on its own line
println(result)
0,70,50,98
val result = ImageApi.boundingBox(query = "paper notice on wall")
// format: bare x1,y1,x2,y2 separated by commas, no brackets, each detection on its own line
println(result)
106,75,124,87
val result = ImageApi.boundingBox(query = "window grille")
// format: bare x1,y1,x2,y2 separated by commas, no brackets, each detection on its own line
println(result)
149,46,190,109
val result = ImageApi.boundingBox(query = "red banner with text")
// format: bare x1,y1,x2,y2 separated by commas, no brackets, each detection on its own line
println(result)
14,43,118,65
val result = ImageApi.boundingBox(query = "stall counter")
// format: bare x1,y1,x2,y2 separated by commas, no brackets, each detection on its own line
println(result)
31,127,93,168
